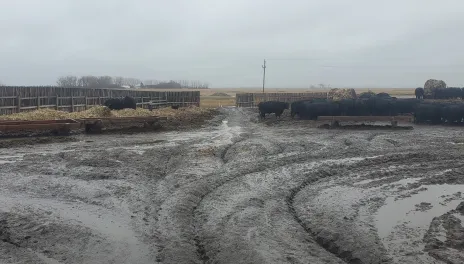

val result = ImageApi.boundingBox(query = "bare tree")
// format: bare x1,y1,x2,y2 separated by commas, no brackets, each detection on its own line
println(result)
57,75,79,87
113,76,124,87
78,75,99,87
77,75,116,88
123,78,141,88
97,76,114,87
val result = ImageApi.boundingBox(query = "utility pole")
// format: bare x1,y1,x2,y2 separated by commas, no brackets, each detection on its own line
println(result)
262,59,266,93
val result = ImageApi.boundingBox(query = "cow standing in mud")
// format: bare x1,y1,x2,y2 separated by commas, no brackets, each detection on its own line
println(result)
258,101,289,119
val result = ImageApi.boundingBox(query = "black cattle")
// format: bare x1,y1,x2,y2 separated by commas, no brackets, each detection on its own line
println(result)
415,88,424,99
104,96,137,110
442,104,464,123
336,99,369,116
431,87,462,100
414,103,443,124
376,92,391,99
104,98,123,110
449,87,462,99
365,98,397,116
358,92,376,99
122,96,136,109
290,100,317,118
258,101,289,119
299,101,340,120
393,98,420,115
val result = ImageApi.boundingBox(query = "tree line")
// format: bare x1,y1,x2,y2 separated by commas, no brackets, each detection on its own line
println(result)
56,75,209,89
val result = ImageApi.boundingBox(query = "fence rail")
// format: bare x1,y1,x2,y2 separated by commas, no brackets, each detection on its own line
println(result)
235,92,328,108
0,86,200,115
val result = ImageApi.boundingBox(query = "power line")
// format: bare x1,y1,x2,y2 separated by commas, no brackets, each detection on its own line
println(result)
262,59,266,93
264,58,464,68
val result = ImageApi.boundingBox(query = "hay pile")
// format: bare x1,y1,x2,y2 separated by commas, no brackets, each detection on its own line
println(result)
328,88,357,101
68,106,112,119
151,106,213,121
424,79,447,97
0,106,214,123
0,109,70,121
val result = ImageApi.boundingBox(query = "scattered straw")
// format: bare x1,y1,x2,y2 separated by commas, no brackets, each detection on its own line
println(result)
68,106,112,119
0,109,69,121
0,106,215,122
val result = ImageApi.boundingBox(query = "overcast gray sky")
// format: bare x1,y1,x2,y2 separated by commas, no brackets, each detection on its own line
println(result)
1,0,463,88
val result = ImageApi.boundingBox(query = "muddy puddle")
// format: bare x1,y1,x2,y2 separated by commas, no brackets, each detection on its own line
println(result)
375,183,464,263
376,184,464,238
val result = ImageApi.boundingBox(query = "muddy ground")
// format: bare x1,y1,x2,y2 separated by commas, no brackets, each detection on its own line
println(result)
0,108,463,264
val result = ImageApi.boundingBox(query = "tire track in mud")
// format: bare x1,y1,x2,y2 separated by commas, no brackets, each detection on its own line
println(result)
190,145,373,263
154,110,255,263
156,134,331,263
192,136,292,263
154,109,459,263
192,141,294,263
188,135,409,263
193,136,250,263
286,151,460,264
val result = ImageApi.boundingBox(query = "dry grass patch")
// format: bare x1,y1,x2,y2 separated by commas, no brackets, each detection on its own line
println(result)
200,96,235,107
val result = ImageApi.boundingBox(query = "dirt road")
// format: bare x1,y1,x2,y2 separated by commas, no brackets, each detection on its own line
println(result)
0,108,463,264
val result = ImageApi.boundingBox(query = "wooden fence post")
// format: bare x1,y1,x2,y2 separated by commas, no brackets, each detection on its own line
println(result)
56,95,59,110
98,96,101,106
16,95,21,113
37,95,40,110
71,95,74,112
85,96,88,110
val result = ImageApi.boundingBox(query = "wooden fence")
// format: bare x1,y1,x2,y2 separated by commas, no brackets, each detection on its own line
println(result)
235,92,328,107
0,86,200,115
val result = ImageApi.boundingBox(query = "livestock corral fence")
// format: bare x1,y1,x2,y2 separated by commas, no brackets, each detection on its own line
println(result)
0,86,200,115
235,92,327,107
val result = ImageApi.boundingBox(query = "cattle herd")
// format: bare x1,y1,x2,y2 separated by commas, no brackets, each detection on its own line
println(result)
258,94,464,124
416,86,464,100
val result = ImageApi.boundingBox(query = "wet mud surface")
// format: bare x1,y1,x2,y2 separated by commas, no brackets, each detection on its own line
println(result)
0,108,463,263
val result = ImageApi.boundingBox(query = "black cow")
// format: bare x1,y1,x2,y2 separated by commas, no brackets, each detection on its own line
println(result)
104,96,137,110
258,101,289,119
291,100,313,118
415,87,424,99
393,98,420,115
337,99,369,116
122,96,136,109
358,92,376,99
299,101,340,120
414,103,443,124
366,98,397,116
442,104,464,123
376,92,391,99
